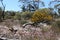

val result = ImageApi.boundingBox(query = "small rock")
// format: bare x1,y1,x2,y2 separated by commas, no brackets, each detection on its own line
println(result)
0,37,7,40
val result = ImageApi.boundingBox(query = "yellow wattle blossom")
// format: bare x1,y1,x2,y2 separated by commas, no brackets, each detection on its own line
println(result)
30,8,53,23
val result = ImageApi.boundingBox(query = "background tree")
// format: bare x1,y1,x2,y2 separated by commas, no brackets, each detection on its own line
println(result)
54,4,60,15
21,5,26,12
0,0,6,19
19,0,45,11
0,7,3,21
0,7,2,18
49,0,60,16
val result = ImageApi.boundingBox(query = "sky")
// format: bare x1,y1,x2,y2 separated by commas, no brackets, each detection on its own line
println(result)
0,0,55,11
0,0,20,11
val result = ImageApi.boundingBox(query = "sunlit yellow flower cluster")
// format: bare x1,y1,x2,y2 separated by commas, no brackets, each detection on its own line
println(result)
31,9,53,23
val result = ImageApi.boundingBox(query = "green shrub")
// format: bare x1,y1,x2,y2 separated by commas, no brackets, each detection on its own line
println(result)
5,14,14,19
21,11,33,20
14,13,21,20
56,21,60,27
51,20,60,33
20,20,28,25
10,12,15,16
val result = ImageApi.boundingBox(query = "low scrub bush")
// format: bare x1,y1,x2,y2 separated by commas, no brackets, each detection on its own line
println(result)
20,20,28,25
30,8,53,23
14,13,21,20
51,20,60,33
21,11,33,20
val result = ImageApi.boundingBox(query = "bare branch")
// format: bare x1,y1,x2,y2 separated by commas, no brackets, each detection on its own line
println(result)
54,4,60,9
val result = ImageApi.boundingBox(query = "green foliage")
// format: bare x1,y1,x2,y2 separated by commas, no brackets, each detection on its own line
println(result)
30,8,53,23
4,13,14,19
19,0,45,11
4,11,16,19
10,12,15,16
51,20,60,33
55,21,60,27
14,12,21,20
21,11,33,20
5,15,13,19
20,20,28,25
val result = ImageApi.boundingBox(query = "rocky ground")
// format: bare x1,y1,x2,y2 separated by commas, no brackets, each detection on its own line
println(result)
0,19,60,40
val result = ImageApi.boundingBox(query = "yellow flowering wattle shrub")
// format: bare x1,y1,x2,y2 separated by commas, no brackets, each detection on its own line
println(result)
30,8,53,23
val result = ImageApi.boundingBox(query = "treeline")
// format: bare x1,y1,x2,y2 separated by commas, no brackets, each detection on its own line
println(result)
0,7,60,24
